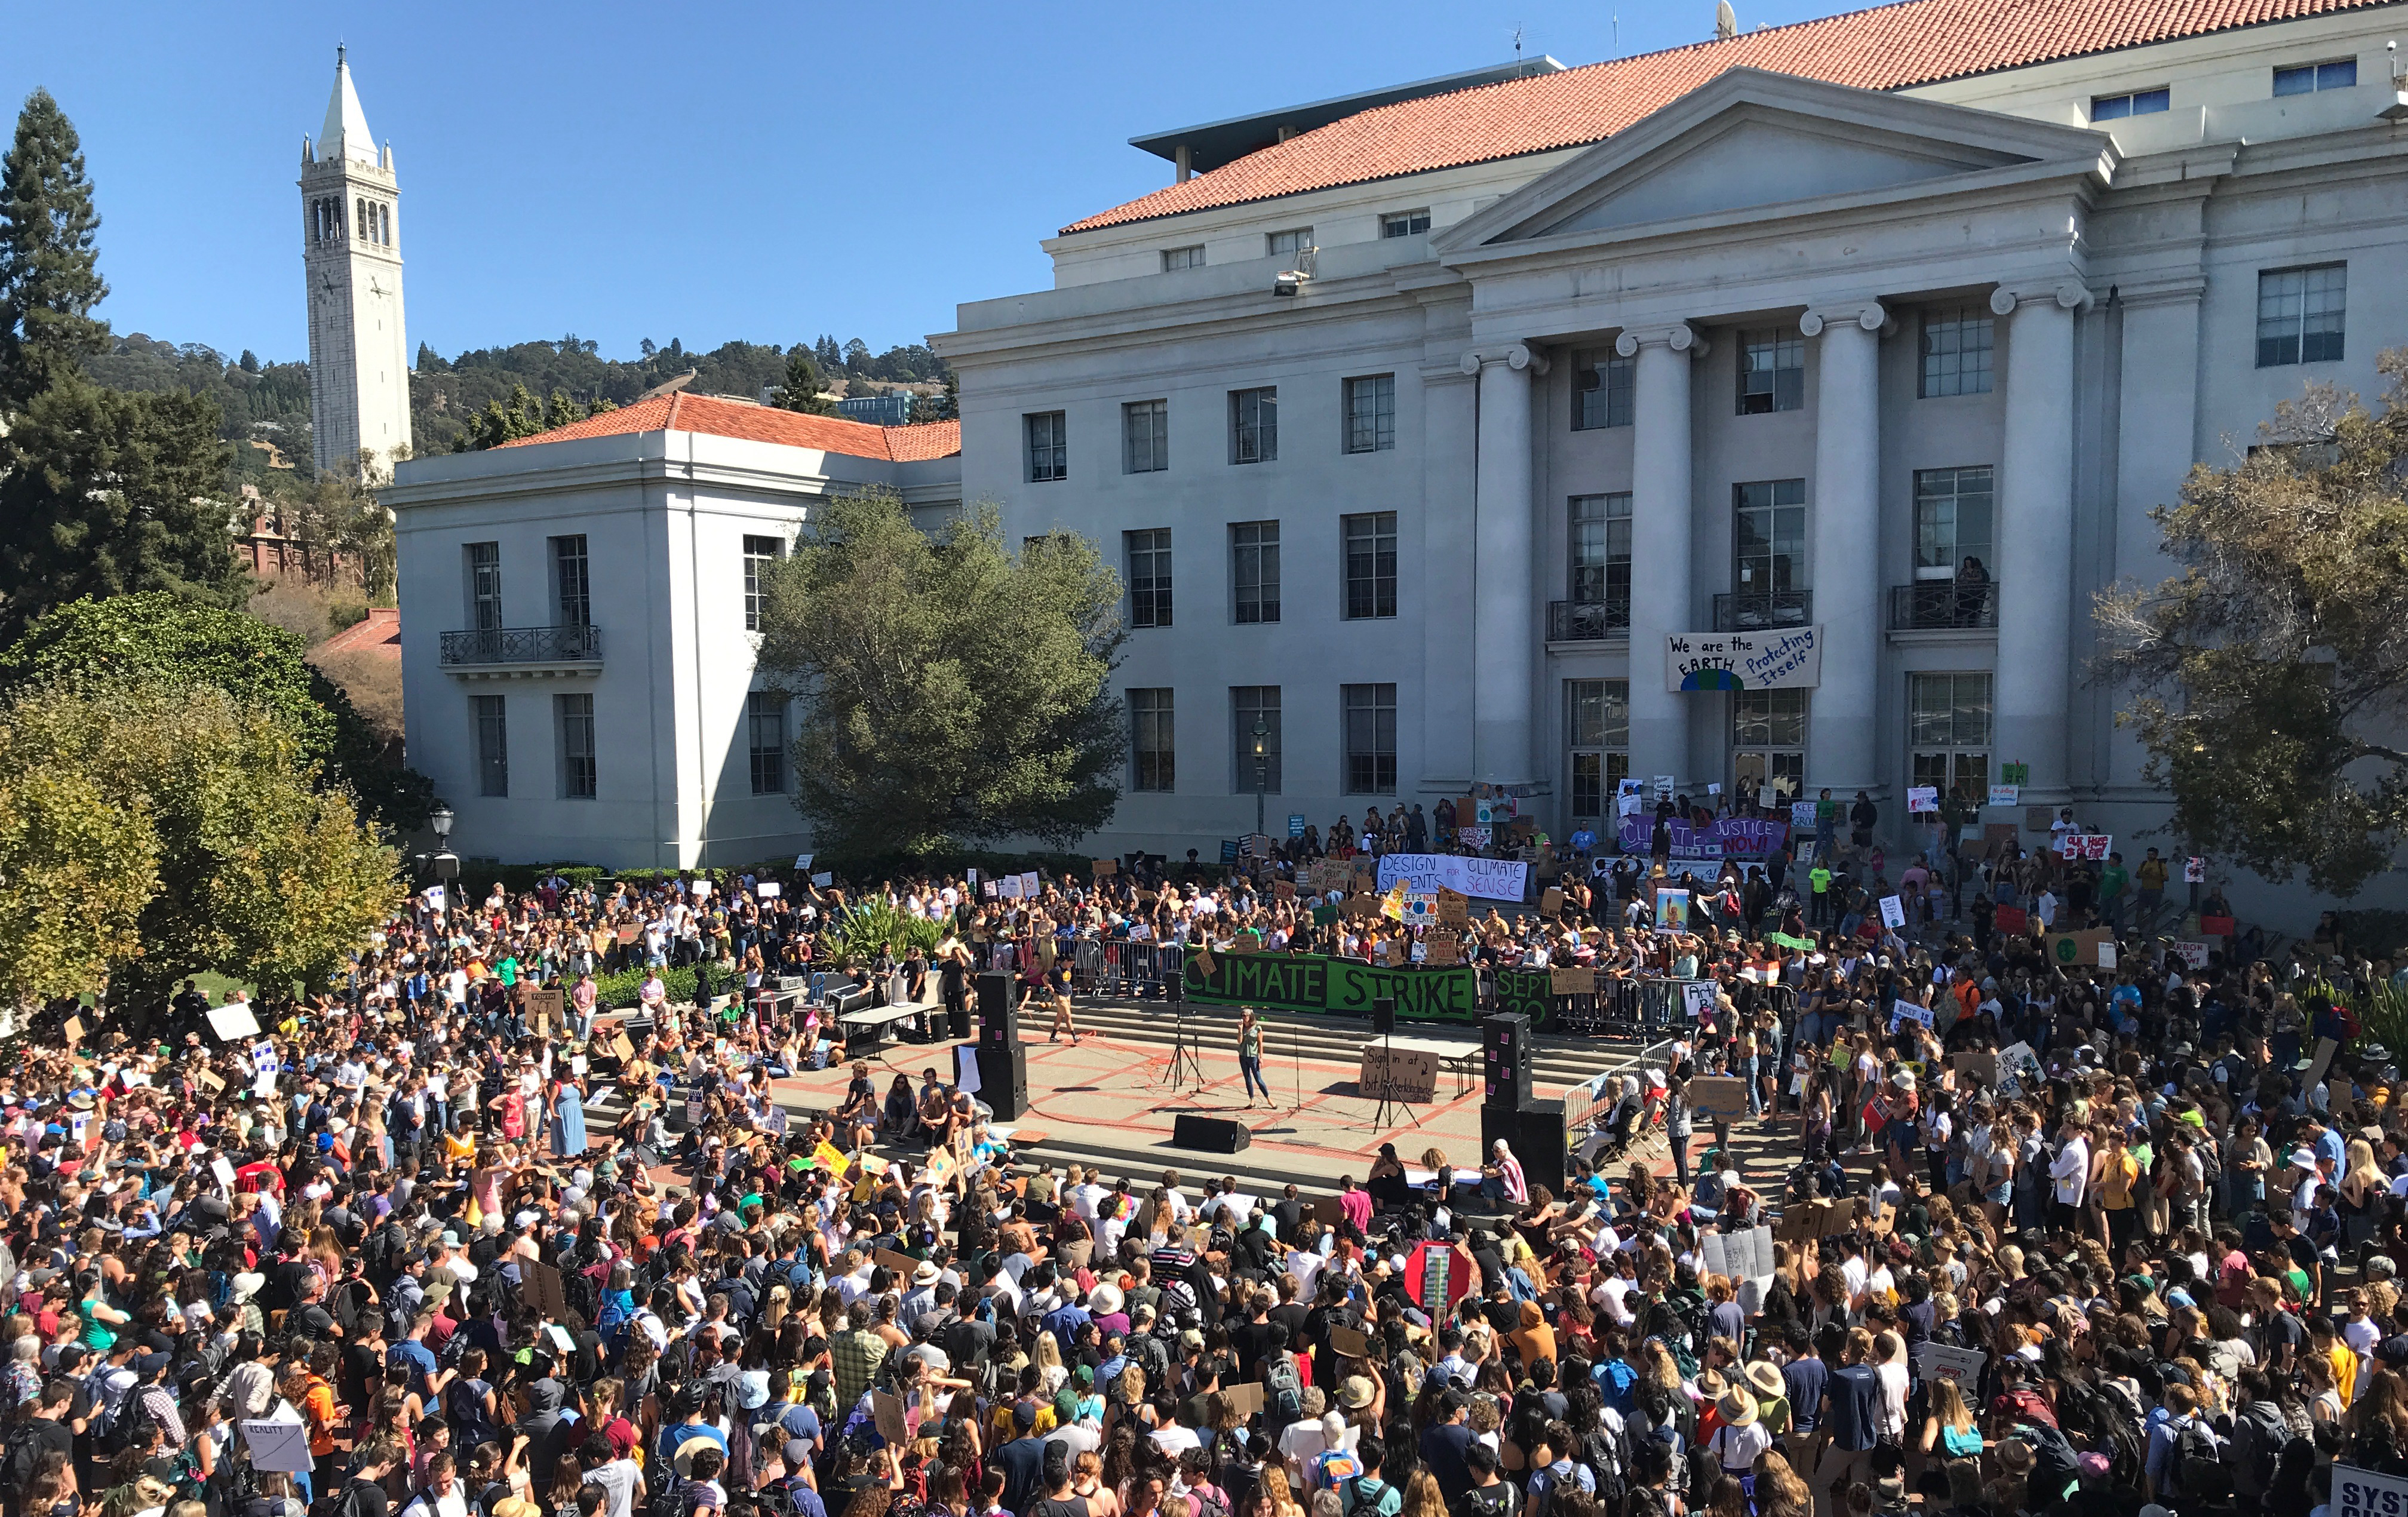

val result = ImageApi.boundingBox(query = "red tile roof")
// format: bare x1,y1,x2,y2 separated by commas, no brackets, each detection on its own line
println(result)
311,606,400,661
496,392,960,462
1064,0,2395,232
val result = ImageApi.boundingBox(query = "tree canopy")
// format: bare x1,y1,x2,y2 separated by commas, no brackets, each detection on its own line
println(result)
0,678,401,1009
0,88,106,414
2097,347,2408,895
0,591,433,835
754,493,1125,859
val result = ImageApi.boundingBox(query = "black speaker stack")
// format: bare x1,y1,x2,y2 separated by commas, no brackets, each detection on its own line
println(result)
1171,1112,1251,1152
1479,1013,1565,1199
973,971,1028,1119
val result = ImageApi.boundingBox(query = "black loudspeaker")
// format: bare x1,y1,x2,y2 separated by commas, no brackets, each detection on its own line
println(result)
1516,1098,1569,1199
1371,997,1396,1037
975,1044,1028,1119
1481,1013,1532,1108
947,999,973,1039
977,972,1018,1046
1170,1113,1251,1153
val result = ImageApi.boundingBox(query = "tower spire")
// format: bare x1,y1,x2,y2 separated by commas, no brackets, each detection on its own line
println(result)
319,45,375,165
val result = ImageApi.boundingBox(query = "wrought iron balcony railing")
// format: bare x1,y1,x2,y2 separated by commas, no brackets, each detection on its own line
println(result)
1547,594,1631,641
1711,589,1812,632
439,625,601,665
1890,581,1998,630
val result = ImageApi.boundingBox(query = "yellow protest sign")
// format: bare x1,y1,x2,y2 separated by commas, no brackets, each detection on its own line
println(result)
812,1140,851,1179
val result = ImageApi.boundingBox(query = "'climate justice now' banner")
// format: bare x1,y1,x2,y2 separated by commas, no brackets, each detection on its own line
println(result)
1616,815,1791,857
1182,950,1551,1026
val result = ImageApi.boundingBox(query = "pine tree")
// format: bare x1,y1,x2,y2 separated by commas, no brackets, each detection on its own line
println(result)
815,334,843,374
545,388,580,429
239,349,260,374
772,350,834,414
0,88,108,416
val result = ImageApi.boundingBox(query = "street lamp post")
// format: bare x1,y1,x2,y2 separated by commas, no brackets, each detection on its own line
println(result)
1252,717,1268,841
423,801,460,888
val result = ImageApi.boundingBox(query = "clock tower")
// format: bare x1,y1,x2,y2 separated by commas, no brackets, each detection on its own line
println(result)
300,47,412,480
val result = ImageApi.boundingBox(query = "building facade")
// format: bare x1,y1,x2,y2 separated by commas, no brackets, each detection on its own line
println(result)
932,0,2408,922
385,395,960,868
301,48,413,480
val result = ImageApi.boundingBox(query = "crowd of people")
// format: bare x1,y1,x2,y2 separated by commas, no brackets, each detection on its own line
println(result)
3,812,2404,1517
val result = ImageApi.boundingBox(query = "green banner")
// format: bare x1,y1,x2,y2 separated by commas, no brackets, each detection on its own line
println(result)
1181,951,1553,1027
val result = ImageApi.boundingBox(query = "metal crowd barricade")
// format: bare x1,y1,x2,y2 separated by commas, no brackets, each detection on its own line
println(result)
1549,976,1642,1037
1073,939,1185,997
1636,977,1714,1031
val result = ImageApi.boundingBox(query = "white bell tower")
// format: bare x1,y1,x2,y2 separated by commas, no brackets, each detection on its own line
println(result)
300,47,412,480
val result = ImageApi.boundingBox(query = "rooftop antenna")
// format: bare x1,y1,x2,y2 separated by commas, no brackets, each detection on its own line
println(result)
1513,24,1525,68
337,41,346,68
1614,11,1621,56
1716,0,1737,40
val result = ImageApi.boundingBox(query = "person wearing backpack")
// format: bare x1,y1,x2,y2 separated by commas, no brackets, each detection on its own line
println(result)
1337,1437,1401,1517
1,1380,78,1517
2145,1383,2227,1505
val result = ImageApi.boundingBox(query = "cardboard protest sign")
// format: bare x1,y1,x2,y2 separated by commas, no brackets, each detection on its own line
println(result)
1328,1325,1371,1359
873,1248,917,1279
1952,1049,1998,1085
872,1390,910,1447
1423,932,1461,966
1436,888,1470,926
196,1067,225,1094
1274,880,1296,900
1223,1381,1265,1418
1550,966,1594,996
1358,1048,1440,1103
2057,833,2112,861
1540,887,1564,916
520,1259,569,1319
616,922,641,943
63,1015,85,1046
2044,928,2116,969
812,1141,852,1179
1690,1076,1750,1122
526,987,566,1033
610,1031,639,1063
2306,1036,2342,1092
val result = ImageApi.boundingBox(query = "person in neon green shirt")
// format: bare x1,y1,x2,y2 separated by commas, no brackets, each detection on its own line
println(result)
1809,863,1833,929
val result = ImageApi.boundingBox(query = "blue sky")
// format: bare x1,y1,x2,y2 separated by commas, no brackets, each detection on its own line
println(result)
3,1,1842,366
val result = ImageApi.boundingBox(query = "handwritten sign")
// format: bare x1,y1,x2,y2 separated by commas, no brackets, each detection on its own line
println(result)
1907,787,1939,815
520,1259,568,1319
1375,853,1529,903
1550,965,1593,996
2057,833,2112,861
1889,999,1934,1033
1914,1341,1988,1387
1879,894,1906,929
1666,627,1823,692
1988,784,2020,807
1358,1048,1440,1103
1540,887,1564,916
241,1419,316,1473
1690,1076,1750,1122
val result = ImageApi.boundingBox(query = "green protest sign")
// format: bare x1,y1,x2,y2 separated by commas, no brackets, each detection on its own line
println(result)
1182,950,1482,1024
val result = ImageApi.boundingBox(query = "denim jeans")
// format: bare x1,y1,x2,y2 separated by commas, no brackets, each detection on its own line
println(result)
1239,1054,1270,1101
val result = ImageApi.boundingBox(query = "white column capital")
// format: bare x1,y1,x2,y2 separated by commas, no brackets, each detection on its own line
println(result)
1799,302,1886,337
1989,282,2093,316
1460,343,1553,376
1614,323,1709,360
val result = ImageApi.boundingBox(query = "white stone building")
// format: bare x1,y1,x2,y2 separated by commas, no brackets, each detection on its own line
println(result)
300,48,413,479
931,0,2408,919
384,396,960,867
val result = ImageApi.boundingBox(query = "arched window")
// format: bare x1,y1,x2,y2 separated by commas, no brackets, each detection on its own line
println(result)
355,198,368,239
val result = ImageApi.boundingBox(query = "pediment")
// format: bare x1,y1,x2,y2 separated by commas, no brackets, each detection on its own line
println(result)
1435,68,2113,253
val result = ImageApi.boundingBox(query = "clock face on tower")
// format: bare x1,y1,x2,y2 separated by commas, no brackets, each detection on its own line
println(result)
368,277,388,299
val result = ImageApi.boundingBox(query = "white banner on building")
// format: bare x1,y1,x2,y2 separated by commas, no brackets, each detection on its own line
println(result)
1376,853,1529,902
1667,627,1822,692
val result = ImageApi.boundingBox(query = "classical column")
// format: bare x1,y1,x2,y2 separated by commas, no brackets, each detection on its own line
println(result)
1617,324,1705,791
1992,283,2086,801
1801,302,1885,797
1460,343,1547,786
2107,278,2205,792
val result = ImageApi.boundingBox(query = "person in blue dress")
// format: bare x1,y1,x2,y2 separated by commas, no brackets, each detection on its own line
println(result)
549,1072,589,1157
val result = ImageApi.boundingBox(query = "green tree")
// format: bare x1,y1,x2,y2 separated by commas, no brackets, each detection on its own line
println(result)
0,377,242,643
454,380,545,452
291,449,397,604
545,387,581,429
2096,347,2408,895
0,678,401,1009
754,492,1125,859
0,726,156,1006
0,591,432,834
772,348,834,414
0,88,106,416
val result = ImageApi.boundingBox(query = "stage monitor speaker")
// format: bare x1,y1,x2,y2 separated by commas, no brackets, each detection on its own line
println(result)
1170,1113,1251,1153
1371,997,1396,1037
977,972,1018,1046
975,1044,1029,1120
1515,1098,1569,1199
1481,1012,1532,1108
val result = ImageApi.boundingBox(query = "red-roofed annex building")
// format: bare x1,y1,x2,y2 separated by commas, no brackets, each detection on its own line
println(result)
933,0,2408,920
385,392,960,866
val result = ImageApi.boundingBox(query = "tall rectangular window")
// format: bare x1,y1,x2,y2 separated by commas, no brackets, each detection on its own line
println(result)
1569,493,1632,626
1732,690,1808,803
1129,688,1175,792
1232,686,1282,794
1909,672,1994,803
1919,308,1995,397
1914,466,1995,581
1738,329,1804,414
1567,679,1630,820
1267,228,1314,258
466,542,502,630
1230,387,1278,463
1573,351,1636,429
1343,683,1397,795
1161,245,1205,272
742,533,783,632
1231,521,1280,624
1122,400,1169,474
474,694,509,797
747,690,787,794
1126,529,1172,628
557,693,596,799
2274,58,2357,95
2258,264,2347,367
1380,210,1432,238
1344,374,1395,454
1025,411,1068,481
1734,480,1807,595
2089,87,2170,120
1343,511,1398,620
550,535,590,627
